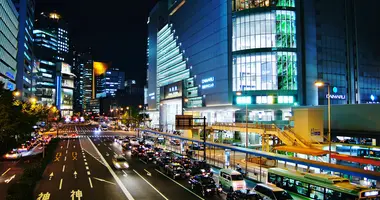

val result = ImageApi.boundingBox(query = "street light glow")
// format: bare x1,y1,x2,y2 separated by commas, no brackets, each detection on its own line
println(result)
139,105,142,108
236,91,242,96
29,97,37,103
13,91,20,97
184,99,189,103
126,107,129,110
314,81,325,87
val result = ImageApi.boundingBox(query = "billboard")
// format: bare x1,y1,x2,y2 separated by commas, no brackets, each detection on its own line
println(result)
161,81,183,100
61,88,73,110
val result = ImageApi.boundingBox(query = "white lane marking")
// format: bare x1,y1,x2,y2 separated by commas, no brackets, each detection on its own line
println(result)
85,162,88,166
155,169,205,200
139,159,147,164
65,150,68,154
113,152,117,156
92,177,116,185
1,168,11,176
88,137,135,200
88,177,93,188
108,147,112,150
64,156,67,161
62,165,65,172
67,139,70,149
144,169,151,176
59,178,63,190
122,170,128,177
4,174,15,183
133,170,169,200
84,159,87,162
86,166,89,170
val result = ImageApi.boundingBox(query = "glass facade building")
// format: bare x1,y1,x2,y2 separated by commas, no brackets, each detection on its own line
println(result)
146,0,380,130
13,0,34,99
0,0,18,91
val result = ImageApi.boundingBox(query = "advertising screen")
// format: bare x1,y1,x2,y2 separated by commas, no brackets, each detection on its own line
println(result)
61,88,73,110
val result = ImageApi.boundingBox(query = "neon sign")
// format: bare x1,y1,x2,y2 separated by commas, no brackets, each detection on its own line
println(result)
201,77,214,89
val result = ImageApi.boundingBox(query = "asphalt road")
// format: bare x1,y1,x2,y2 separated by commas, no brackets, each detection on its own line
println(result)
34,126,226,200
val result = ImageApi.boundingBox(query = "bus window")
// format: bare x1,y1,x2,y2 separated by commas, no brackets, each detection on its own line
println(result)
309,184,324,200
295,180,309,196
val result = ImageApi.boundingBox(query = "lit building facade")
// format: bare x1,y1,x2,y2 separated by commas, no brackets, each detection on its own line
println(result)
13,0,35,98
146,0,380,131
103,68,125,97
33,12,69,105
56,62,75,117
0,0,18,91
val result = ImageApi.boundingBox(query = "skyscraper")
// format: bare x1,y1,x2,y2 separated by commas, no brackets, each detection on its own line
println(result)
33,12,69,105
72,50,91,113
103,68,125,97
12,0,35,99
0,0,19,91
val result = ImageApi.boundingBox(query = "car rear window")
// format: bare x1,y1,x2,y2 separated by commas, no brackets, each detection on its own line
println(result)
231,174,244,180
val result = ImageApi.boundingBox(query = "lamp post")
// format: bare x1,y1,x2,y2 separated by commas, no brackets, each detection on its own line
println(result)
236,91,249,173
315,80,332,163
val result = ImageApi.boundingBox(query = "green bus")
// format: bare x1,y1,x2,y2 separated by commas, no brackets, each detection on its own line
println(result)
267,168,380,200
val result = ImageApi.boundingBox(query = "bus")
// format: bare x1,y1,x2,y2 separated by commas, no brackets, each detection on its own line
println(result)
267,168,380,200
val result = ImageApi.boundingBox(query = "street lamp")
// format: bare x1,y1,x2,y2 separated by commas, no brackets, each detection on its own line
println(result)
314,80,332,163
139,105,142,109
13,91,20,97
29,97,37,104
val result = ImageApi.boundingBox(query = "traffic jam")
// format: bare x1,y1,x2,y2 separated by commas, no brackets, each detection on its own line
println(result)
112,134,268,200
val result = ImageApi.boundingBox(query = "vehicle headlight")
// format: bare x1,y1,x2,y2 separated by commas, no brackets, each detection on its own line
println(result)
115,163,121,168
124,163,129,168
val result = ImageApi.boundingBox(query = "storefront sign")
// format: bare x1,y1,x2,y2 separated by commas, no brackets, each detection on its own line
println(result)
326,87,346,100
149,93,155,100
311,128,321,136
162,81,182,99
236,96,252,105
201,77,215,89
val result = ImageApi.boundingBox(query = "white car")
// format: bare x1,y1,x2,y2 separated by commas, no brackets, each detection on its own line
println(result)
112,156,129,169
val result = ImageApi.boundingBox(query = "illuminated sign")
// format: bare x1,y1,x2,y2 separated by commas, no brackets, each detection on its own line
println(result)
5,72,14,80
256,96,274,104
162,82,182,99
201,77,215,89
364,191,378,197
278,96,294,104
236,96,252,105
326,87,346,100
149,93,155,100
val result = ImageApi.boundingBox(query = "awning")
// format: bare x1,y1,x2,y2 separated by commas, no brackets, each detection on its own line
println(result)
274,146,329,156
331,154,380,166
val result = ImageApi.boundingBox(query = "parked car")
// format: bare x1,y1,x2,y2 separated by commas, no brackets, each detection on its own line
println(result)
189,174,222,197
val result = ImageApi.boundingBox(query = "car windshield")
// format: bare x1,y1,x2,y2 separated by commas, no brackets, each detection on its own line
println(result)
116,157,127,162
231,174,244,180
273,191,292,199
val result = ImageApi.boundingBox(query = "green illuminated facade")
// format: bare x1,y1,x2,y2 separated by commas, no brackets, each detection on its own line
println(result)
232,0,297,104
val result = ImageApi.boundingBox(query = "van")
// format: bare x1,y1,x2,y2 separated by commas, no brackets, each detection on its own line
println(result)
254,183,293,200
219,168,246,192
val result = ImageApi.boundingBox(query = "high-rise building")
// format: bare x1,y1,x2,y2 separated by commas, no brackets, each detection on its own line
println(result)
12,0,35,99
0,0,19,91
146,0,380,131
72,50,91,113
33,12,69,105
56,62,75,117
103,68,125,97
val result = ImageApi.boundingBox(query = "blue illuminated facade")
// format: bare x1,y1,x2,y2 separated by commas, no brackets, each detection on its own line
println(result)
0,0,18,91
13,0,35,99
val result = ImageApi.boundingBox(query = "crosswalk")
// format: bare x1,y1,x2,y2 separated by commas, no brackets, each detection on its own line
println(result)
58,130,96,133
58,135,116,138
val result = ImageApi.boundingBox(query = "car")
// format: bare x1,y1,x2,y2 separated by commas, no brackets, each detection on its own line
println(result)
170,139,181,146
3,150,22,160
142,150,156,163
121,139,130,148
71,133,78,138
18,143,30,152
132,146,145,157
189,143,204,150
190,160,212,175
254,183,293,200
219,168,246,192
130,138,139,146
189,174,222,197
227,189,263,200
62,133,68,138
166,163,189,179
112,156,129,169
156,156,172,172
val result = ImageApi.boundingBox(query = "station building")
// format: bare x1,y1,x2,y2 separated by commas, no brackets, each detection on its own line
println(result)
146,0,380,135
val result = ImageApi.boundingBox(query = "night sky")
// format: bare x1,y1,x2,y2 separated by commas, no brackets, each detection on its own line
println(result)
35,0,157,87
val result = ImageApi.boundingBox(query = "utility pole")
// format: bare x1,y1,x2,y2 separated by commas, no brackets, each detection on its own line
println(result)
203,116,206,162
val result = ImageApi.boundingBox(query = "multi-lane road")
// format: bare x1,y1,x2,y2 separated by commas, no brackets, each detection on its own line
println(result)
34,126,226,200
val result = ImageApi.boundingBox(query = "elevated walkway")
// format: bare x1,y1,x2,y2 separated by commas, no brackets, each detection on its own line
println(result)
210,122,311,149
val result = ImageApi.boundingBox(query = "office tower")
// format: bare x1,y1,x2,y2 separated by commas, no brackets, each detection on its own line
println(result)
12,0,35,98
1,0,19,91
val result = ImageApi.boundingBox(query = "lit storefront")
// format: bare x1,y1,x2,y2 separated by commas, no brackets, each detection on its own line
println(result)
56,62,76,117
